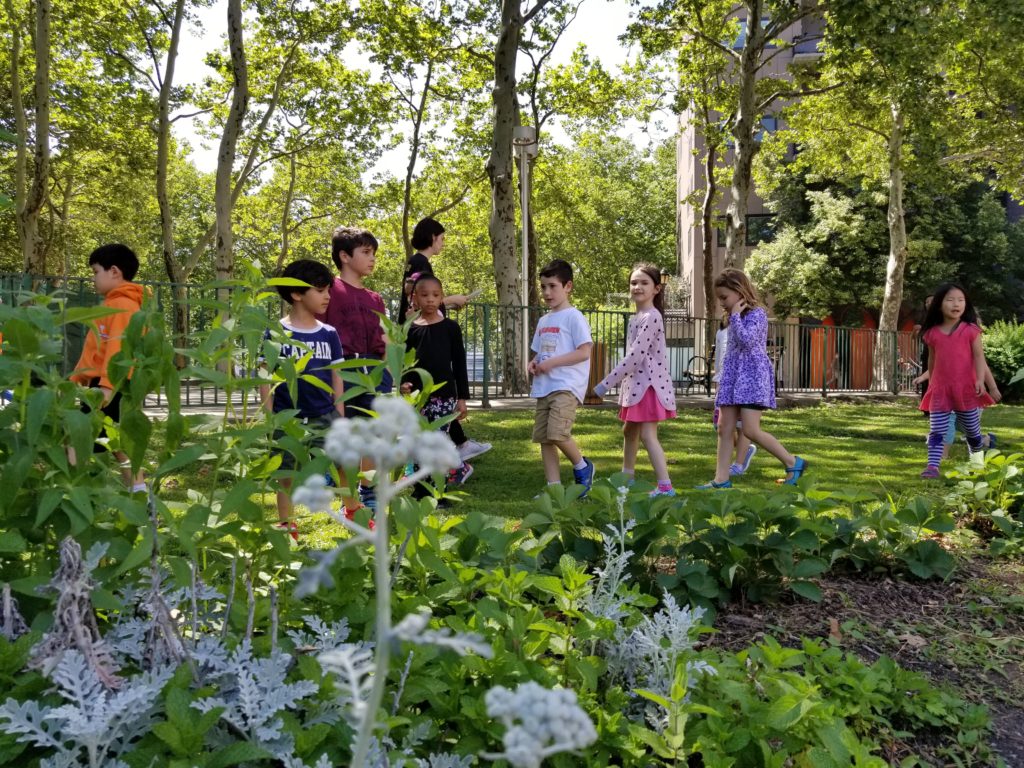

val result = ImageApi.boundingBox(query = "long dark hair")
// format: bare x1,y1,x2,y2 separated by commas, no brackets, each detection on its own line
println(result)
921,282,977,336
632,262,665,316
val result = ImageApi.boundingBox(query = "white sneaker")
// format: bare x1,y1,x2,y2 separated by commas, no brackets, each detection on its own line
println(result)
458,439,492,461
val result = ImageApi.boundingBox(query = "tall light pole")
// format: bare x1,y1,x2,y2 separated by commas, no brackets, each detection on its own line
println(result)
513,125,538,370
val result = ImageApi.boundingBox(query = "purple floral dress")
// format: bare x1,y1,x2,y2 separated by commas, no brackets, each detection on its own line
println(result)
715,307,776,409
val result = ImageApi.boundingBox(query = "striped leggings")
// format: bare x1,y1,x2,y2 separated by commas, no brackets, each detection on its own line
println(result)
927,409,982,467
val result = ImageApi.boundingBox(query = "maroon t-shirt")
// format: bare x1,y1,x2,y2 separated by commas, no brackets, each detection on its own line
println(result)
317,277,387,359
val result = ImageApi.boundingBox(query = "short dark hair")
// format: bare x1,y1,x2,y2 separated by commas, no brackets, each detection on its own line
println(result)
278,259,333,303
331,227,378,271
88,243,139,281
412,274,443,292
539,259,573,286
411,217,445,251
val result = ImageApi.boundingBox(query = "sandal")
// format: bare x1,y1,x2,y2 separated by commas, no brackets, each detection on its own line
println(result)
782,457,808,486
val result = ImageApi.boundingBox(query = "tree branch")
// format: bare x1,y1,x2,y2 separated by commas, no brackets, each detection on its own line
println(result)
756,81,843,112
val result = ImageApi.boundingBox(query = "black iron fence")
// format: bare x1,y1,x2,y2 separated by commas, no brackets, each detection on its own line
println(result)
1,274,921,407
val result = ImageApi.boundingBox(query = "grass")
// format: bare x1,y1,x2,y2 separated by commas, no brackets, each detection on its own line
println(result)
447,400,1024,518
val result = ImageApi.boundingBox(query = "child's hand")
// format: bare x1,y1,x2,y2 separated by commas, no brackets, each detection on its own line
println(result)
912,373,927,386
527,359,538,376
733,298,747,314
990,386,1002,403
535,358,552,374
592,382,608,397
400,382,413,395
975,378,984,396
456,399,467,420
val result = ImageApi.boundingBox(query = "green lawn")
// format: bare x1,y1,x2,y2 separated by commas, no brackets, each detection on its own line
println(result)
450,400,1024,518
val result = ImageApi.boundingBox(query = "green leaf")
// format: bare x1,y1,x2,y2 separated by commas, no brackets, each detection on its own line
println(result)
34,487,63,526
59,305,127,327
0,530,27,554
790,580,823,602
25,389,54,446
206,741,271,768
155,444,207,477
115,527,154,576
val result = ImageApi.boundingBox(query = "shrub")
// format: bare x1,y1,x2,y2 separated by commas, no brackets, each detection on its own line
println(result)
983,320,1024,401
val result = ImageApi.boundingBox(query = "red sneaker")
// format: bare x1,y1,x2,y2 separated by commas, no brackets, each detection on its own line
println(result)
344,506,376,531
274,522,299,542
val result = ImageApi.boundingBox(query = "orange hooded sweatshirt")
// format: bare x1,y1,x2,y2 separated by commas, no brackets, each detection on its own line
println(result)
70,282,146,390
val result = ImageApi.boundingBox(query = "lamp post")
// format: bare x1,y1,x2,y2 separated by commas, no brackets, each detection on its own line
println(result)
513,126,538,371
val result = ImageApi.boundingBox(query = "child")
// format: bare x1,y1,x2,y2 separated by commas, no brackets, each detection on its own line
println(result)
698,268,807,489
591,264,676,497
260,259,361,538
317,226,388,511
713,314,757,476
401,275,473,499
69,244,146,492
528,259,596,496
913,282,994,478
399,217,491,463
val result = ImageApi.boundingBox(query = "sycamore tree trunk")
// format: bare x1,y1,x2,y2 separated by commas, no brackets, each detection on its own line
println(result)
157,0,189,367
19,0,50,275
702,141,719,354
276,152,297,273
724,7,762,267
214,0,248,296
874,103,907,393
7,0,28,262
487,0,527,394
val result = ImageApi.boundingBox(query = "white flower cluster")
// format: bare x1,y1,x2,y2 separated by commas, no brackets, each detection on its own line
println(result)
483,682,597,768
291,475,335,514
322,396,461,474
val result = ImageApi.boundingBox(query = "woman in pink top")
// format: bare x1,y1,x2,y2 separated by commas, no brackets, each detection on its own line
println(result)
913,283,994,478
593,264,677,496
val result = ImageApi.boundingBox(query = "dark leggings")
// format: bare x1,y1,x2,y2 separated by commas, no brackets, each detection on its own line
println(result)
449,417,466,446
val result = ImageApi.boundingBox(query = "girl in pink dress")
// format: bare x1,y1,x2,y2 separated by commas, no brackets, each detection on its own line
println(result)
914,283,994,478
592,264,677,496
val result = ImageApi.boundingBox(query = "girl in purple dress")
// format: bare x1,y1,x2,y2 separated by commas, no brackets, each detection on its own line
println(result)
698,269,807,489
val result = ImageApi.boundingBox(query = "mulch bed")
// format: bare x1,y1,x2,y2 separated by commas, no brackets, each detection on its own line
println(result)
706,559,1024,766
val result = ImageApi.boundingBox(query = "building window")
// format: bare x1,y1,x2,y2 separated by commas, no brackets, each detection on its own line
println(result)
746,214,776,246
732,17,774,50
754,114,779,143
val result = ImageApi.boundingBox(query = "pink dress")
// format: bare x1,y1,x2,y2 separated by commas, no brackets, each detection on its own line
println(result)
596,308,676,423
919,323,994,413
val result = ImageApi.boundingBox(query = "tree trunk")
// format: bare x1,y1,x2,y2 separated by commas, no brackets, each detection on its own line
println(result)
214,0,248,292
21,0,50,275
157,0,189,367
6,0,28,261
487,0,527,394
276,152,297,273
724,4,763,267
702,141,719,354
402,60,434,259
874,103,907,391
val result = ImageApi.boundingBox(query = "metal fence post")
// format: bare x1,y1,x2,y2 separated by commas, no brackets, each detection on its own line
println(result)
822,325,829,397
891,329,900,395
481,304,490,408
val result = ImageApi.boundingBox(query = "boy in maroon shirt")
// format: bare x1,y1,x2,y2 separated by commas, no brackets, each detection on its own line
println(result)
317,226,389,510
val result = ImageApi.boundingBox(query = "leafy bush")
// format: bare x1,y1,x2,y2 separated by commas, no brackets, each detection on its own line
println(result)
984,320,1024,401
945,452,1024,557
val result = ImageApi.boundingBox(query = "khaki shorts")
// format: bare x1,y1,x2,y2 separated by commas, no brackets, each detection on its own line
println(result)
532,390,579,444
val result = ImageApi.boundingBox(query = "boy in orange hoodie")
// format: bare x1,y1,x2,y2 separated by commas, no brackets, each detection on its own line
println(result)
69,243,146,491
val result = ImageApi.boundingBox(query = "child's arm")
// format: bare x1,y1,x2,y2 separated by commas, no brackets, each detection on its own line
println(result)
450,323,470,419
332,370,346,416
729,307,767,351
595,314,659,393
985,364,1001,402
259,381,273,414
534,342,593,375
971,334,986,395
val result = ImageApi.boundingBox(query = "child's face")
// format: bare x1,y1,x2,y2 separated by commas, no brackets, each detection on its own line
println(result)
716,286,742,314
941,288,966,321
413,281,444,315
294,285,331,316
342,245,376,278
91,263,121,296
540,276,571,310
629,269,658,306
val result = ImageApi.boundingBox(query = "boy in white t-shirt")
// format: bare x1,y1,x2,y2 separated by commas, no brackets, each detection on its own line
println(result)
528,259,596,496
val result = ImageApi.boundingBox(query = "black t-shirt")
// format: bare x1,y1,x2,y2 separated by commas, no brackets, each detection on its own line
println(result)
398,252,433,324
404,318,469,401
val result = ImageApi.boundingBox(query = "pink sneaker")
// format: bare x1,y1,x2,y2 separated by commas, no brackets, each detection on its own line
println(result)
920,466,940,479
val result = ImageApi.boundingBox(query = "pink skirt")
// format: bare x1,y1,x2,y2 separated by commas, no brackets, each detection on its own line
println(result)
620,387,676,423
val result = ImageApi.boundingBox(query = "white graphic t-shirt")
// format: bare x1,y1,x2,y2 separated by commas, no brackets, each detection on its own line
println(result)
530,307,593,402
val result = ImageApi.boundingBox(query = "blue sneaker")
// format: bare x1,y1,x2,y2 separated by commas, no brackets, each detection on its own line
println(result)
649,487,677,498
987,432,997,449
782,457,808,486
573,457,595,497
358,485,377,512
695,479,732,490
